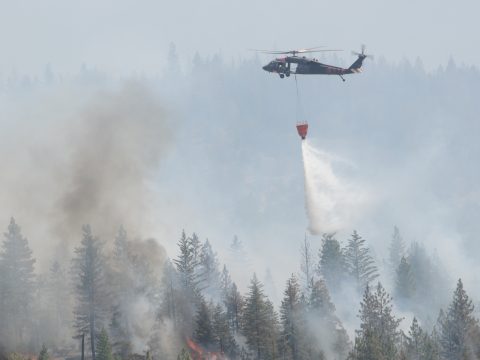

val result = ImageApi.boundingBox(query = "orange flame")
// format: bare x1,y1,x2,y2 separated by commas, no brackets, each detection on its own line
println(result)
185,338,228,360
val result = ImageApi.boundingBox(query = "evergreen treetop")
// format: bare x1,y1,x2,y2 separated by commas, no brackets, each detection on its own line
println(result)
344,230,378,292
439,279,479,360
388,226,405,277
317,233,346,292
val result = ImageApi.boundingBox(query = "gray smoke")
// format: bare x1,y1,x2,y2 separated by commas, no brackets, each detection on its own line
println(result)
56,83,171,243
0,82,172,265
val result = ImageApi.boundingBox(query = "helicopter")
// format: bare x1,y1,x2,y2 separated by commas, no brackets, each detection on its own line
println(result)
258,45,372,81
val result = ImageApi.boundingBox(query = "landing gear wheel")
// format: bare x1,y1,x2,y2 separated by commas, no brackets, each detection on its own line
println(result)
279,74,285,79
285,70,291,77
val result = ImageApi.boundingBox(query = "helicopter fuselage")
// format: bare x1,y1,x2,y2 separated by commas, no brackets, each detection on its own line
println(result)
262,54,365,79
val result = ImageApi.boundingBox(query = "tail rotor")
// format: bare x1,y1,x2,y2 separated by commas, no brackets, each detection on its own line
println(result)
352,44,374,60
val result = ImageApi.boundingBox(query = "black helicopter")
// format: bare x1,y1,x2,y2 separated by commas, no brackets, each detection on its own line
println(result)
258,45,372,81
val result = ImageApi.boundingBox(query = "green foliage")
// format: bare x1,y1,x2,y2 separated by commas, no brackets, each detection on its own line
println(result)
0,218,36,346
212,303,238,357
242,274,279,360
72,225,108,360
176,348,192,360
279,274,307,360
404,317,442,360
344,230,378,291
38,345,49,360
6,353,27,360
96,328,114,360
351,283,401,360
439,279,479,360
388,226,405,279
225,282,243,333
198,239,221,294
395,256,415,301
317,233,346,291
173,231,197,288
220,265,232,299
194,298,214,346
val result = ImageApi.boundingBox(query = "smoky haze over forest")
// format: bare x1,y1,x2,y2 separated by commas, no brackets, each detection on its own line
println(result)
0,23,480,359
1,0,480,72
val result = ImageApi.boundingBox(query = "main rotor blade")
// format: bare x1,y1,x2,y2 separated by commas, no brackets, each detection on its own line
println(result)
296,49,343,54
249,47,341,54
298,46,327,51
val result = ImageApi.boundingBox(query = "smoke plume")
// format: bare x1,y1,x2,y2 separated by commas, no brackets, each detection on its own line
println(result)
0,81,172,266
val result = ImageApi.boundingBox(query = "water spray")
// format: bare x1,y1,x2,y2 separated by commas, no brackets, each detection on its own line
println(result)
301,140,366,235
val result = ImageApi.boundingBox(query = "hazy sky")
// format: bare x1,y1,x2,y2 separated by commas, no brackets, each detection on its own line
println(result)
1,0,478,74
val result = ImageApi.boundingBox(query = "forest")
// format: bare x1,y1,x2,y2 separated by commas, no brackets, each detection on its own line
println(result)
1,47,480,359
1,219,479,360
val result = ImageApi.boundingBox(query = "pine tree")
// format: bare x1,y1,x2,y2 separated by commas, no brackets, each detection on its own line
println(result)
212,304,238,357
198,239,221,294
421,330,441,360
243,274,278,360
299,234,315,292
230,236,245,256
351,283,401,360
407,242,434,301
72,225,108,360
279,274,306,360
395,256,415,302
229,235,248,263
113,226,128,262
173,231,196,289
439,279,479,360
388,226,405,279
0,218,36,347
263,268,278,304
220,265,232,300
38,344,49,360
225,282,243,333
189,233,202,272
317,233,346,292
407,242,449,324
160,260,179,323
264,299,280,360
308,279,349,359
167,42,180,75
96,328,114,360
47,260,71,342
194,298,214,347
344,230,378,292
405,317,423,360
109,228,133,358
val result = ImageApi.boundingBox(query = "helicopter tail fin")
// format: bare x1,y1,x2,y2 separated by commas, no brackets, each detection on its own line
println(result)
349,45,372,72
348,55,365,72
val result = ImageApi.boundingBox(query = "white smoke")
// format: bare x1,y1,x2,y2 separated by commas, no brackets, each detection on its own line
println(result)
301,140,368,234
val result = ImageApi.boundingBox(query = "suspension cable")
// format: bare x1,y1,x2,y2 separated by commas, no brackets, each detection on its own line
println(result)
294,74,302,123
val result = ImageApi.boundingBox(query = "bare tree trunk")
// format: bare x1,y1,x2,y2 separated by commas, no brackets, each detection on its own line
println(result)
90,311,96,360
81,333,85,360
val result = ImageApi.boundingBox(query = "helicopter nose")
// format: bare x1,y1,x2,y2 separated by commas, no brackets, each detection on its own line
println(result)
262,65,269,71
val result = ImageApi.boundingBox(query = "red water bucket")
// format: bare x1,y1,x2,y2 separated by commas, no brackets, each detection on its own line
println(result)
296,122,308,140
